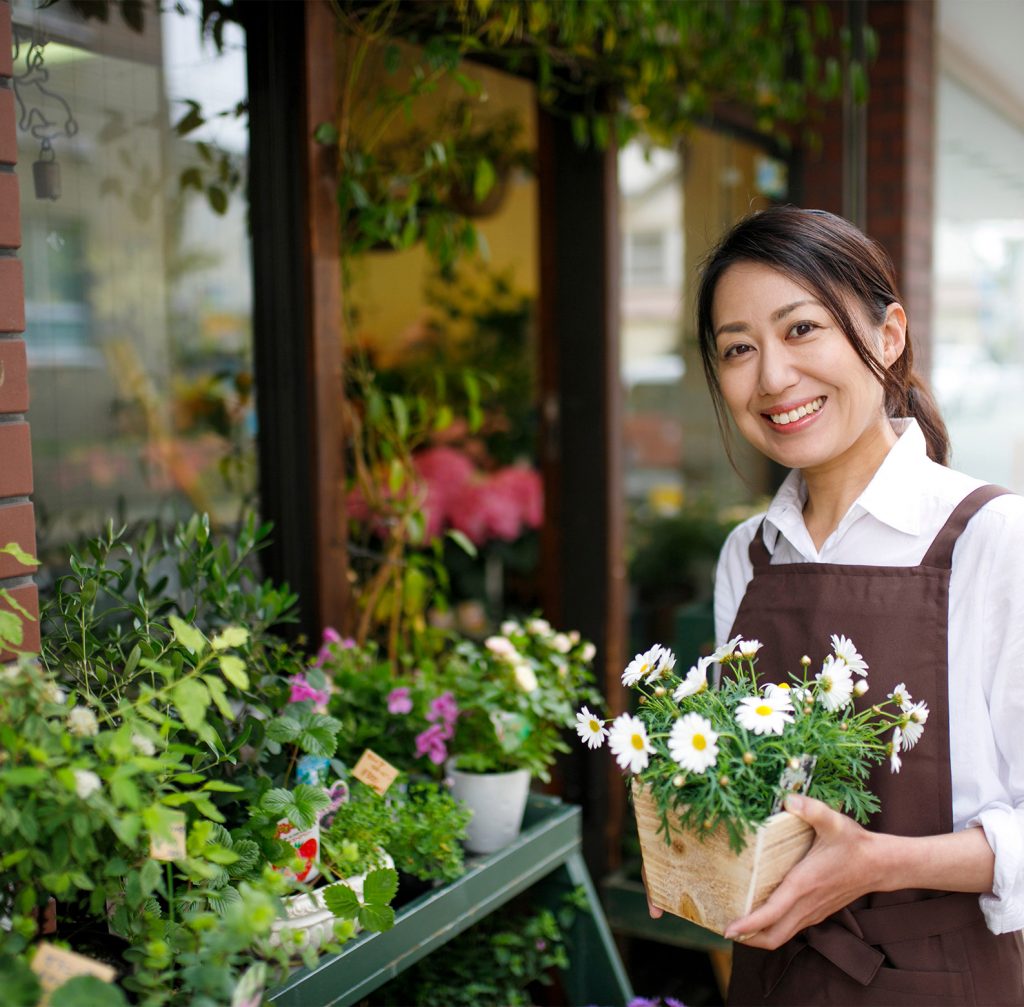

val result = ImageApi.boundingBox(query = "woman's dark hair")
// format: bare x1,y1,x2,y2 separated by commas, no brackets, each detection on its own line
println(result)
696,205,950,465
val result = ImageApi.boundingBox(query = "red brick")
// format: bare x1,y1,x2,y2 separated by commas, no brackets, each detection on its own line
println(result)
0,5,11,79
0,338,27,412
0,258,24,332
0,502,36,578
0,582,40,659
0,173,20,248
0,421,32,495
0,90,15,166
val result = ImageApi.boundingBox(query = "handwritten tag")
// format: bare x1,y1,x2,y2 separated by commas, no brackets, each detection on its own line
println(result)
352,749,399,795
148,809,187,861
31,942,116,1003
772,754,817,814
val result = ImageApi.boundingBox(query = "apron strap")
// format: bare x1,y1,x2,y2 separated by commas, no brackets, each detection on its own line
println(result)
919,484,1011,570
748,520,772,569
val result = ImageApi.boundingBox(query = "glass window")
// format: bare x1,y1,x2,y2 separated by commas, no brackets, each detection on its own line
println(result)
619,129,788,659
11,0,254,569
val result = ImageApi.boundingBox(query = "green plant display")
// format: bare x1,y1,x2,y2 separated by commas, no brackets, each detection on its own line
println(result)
370,887,587,1007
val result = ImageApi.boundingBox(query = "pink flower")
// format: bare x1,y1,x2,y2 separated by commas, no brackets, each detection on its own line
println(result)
413,447,477,539
313,626,355,667
426,691,459,738
289,673,330,710
415,724,449,765
387,687,413,715
490,464,543,529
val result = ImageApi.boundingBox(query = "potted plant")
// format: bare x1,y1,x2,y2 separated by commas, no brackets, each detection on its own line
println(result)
575,635,929,935
438,617,601,853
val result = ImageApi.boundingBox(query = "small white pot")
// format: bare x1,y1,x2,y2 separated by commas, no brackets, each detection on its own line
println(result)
446,762,531,855
267,852,394,951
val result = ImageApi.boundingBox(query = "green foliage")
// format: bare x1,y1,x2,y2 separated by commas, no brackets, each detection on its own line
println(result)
0,542,37,653
370,888,585,1007
322,867,399,933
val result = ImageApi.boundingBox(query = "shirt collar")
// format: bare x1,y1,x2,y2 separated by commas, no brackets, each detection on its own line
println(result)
761,419,928,554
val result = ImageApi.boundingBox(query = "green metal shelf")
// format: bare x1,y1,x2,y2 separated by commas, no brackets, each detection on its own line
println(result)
268,795,634,1007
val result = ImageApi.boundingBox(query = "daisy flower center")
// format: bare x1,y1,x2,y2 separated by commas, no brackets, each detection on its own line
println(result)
692,734,707,751
755,704,772,717
631,733,644,750
589,719,600,732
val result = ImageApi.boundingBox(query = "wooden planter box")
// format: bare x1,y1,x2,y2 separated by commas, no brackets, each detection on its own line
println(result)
632,782,814,936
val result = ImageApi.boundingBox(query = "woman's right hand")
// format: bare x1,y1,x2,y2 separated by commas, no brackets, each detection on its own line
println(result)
641,862,663,919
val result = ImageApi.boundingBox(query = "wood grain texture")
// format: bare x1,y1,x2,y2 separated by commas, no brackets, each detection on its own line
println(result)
632,782,814,936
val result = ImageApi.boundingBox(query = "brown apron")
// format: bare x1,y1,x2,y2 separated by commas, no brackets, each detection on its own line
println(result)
726,484,1024,1006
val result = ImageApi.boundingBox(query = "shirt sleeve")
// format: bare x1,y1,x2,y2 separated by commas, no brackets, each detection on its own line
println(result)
963,499,1024,933
713,515,761,647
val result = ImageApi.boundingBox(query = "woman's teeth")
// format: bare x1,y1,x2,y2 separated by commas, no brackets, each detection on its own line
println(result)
767,397,824,425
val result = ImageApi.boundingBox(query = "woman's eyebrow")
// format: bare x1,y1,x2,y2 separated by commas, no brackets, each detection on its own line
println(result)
714,299,818,339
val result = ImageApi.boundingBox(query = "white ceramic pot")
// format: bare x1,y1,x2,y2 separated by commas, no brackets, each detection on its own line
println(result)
446,762,531,855
267,852,394,951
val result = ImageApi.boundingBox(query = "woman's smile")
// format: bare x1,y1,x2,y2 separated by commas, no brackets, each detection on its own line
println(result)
762,395,827,430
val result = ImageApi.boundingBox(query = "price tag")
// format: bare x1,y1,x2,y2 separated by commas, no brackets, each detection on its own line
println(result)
352,749,399,795
148,809,187,861
31,942,116,1003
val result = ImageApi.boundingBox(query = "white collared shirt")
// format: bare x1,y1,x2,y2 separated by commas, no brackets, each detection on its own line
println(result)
714,419,1024,934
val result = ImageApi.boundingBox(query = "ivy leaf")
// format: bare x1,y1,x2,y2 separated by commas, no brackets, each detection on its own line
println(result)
363,867,398,905
0,542,36,567
218,654,249,690
0,609,23,646
172,679,210,733
323,883,360,919
169,614,206,655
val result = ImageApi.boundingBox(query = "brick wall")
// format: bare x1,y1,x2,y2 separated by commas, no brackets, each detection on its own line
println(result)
0,0,40,656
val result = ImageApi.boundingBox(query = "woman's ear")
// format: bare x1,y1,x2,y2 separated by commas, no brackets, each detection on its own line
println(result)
881,303,907,367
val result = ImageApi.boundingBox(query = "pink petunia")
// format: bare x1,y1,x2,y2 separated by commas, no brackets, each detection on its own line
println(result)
415,724,449,765
387,687,413,715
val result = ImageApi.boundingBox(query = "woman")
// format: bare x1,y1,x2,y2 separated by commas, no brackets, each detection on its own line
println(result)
694,207,1024,1004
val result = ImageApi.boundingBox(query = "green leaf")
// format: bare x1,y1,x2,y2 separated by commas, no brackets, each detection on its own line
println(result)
172,679,210,733
210,626,249,651
312,121,339,145
446,529,478,557
2,767,46,786
169,614,206,655
363,867,398,905
51,975,128,1007
323,883,360,919
473,157,497,203
207,184,228,215
0,542,36,567
203,675,234,721
218,654,249,690
359,903,395,932
0,609,23,646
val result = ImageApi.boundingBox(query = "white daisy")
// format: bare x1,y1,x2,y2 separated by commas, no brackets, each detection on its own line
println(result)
764,681,793,701
668,713,719,774
831,634,868,677
711,635,742,662
575,706,608,749
608,713,654,773
737,639,763,658
889,726,903,773
900,701,929,750
888,682,912,710
673,655,713,700
622,646,664,687
735,692,794,736
644,646,677,683
816,655,854,712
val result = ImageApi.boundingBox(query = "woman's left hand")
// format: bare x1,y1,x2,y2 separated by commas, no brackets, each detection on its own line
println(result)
723,793,880,949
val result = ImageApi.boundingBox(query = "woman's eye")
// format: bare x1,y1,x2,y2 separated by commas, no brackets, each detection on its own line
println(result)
722,343,753,360
789,321,817,338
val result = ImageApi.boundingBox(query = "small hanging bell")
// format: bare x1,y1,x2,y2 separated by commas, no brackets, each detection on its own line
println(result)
33,142,61,201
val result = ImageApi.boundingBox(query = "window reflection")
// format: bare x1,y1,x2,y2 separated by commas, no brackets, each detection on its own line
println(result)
12,0,254,568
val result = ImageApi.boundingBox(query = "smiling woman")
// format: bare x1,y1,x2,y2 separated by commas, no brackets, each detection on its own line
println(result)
669,206,1024,1007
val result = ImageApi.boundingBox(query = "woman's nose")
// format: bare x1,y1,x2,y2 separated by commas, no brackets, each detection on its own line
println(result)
757,345,799,396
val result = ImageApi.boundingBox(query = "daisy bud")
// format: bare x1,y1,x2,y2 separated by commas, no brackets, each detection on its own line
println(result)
800,655,811,668
840,721,848,732
702,818,713,830
672,774,685,788
742,751,755,765
853,680,869,697
639,695,647,705
718,775,730,787
654,686,667,698
787,757,800,770
803,704,813,715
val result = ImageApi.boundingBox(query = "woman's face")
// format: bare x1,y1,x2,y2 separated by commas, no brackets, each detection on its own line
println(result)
711,262,904,476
